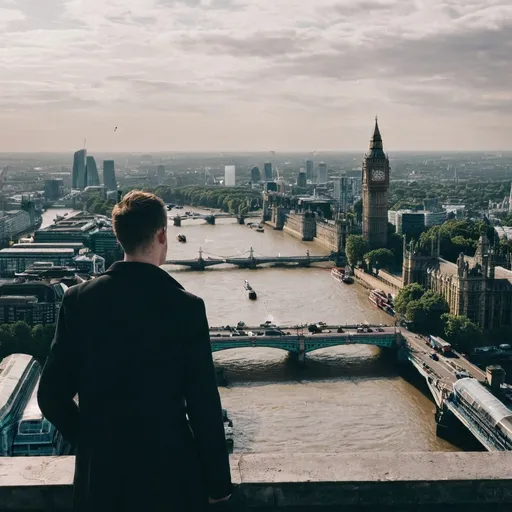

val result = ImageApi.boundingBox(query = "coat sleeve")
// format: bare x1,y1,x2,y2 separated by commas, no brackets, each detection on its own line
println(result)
184,298,232,500
37,288,80,446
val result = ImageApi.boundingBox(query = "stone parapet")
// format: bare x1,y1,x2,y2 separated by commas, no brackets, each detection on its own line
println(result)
1,452,512,511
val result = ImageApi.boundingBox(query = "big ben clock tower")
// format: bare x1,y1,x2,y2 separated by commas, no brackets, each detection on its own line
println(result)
362,117,390,249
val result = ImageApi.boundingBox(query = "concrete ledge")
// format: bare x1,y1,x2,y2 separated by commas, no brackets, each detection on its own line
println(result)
1,452,512,511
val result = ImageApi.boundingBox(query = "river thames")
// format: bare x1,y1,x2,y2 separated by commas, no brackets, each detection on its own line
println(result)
42,208,458,453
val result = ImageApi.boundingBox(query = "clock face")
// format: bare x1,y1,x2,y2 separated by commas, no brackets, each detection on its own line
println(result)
371,169,386,182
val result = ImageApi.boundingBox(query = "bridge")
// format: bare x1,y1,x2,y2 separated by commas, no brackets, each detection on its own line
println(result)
401,331,512,451
209,325,400,363
172,212,261,226
166,247,338,270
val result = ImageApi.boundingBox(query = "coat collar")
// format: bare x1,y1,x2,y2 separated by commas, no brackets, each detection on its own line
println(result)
105,261,185,290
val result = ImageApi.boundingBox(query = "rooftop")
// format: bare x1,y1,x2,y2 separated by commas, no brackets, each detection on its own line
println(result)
0,248,75,255
0,355,34,418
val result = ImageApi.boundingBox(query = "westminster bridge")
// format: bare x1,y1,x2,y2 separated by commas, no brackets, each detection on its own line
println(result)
209,325,400,363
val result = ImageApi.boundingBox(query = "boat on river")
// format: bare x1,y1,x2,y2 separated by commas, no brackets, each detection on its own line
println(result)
244,280,257,300
331,267,354,284
369,289,395,316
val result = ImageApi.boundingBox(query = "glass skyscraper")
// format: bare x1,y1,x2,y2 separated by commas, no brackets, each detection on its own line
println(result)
85,156,100,187
103,160,117,191
72,149,87,190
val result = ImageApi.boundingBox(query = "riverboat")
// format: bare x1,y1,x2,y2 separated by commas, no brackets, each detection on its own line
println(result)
244,280,257,300
369,289,395,316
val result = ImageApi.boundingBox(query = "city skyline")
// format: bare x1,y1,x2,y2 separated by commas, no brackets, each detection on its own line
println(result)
0,0,510,152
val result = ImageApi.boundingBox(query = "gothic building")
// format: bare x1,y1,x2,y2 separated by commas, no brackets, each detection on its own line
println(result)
362,118,390,249
402,235,512,331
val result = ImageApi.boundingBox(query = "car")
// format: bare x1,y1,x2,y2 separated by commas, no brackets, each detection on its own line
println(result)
357,327,364,333
456,371,470,379
337,327,344,333
367,328,373,333
430,353,439,361
376,327,384,332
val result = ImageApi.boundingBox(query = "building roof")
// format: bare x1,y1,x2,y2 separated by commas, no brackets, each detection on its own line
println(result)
0,248,75,255
0,354,35,419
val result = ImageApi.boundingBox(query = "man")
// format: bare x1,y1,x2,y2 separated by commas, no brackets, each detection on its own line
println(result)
38,191,232,511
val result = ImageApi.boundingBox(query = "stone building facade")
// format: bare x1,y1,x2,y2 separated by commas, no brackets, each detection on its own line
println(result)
403,235,512,331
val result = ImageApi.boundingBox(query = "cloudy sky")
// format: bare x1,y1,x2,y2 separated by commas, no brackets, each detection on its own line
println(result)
0,0,510,152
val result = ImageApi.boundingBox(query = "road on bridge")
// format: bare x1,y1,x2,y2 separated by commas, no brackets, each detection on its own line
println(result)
401,330,485,388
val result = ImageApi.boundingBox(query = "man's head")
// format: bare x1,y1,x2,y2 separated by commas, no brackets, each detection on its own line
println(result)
112,190,168,266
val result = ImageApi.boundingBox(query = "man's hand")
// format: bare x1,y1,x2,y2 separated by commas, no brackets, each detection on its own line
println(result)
208,495,231,505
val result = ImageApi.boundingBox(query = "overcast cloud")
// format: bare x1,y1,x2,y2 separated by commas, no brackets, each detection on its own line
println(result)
0,0,510,151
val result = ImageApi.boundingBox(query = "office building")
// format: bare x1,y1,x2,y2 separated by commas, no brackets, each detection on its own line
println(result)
333,175,355,213
34,212,122,266
306,160,314,181
424,210,446,227
0,248,75,277
0,281,66,325
103,160,117,191
251,166,261,183
0,210,32,246
264,162,272,181
317,162,328,185
297,170,307,189
85,157,100,187
362,118,390,249
44,179,63,201
224,165,236,187
396,211,425,239
72,149,87,190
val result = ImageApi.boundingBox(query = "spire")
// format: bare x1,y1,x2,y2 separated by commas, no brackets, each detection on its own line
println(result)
370,116,383,151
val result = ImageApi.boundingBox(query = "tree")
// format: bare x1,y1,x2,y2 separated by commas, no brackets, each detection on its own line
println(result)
364,248,394,273
395,283,425,316
442,313,483,354
345,235,369,267
418,290,449,334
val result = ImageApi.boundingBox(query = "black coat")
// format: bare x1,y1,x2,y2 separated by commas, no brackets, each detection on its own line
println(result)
38,262,232,512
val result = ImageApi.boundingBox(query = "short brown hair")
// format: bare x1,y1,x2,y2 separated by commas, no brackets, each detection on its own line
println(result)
112,190,167,253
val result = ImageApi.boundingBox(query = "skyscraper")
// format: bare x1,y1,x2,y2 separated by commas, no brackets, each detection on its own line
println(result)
362,118,390,249
297,169,307,189
224,165,236,187
317,162,328,184
333,175,354,213
264,162,272,181
250,166,261,183
85,156,100,187
509,183,512,213
306,160,314,181
103,160,117,191
72,149,87,190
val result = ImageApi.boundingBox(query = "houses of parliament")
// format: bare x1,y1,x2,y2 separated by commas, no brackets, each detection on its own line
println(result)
361,120,512,333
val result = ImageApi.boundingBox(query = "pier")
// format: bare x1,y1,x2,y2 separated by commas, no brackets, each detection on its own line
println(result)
165,247,339,270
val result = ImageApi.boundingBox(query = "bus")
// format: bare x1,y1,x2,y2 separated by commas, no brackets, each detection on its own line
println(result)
429,335,452,354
